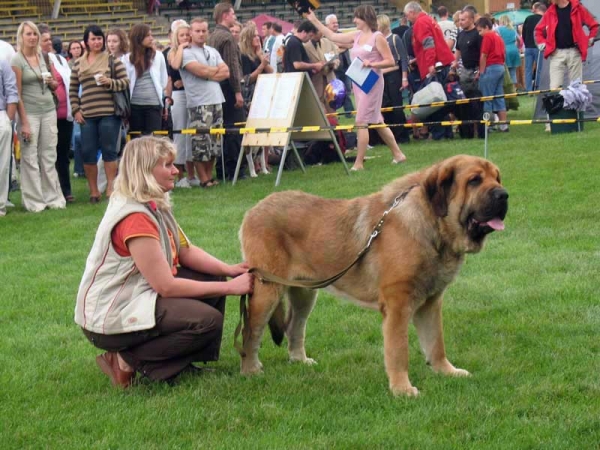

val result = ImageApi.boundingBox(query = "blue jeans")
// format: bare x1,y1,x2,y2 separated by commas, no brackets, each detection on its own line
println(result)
80,115,122,164
479,64,506,112
524,47,541,91
72,122,84,175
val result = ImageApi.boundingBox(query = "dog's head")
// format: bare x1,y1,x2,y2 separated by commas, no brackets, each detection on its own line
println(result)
424,155,508,253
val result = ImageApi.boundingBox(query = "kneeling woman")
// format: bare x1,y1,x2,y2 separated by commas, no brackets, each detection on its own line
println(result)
75,137,253,388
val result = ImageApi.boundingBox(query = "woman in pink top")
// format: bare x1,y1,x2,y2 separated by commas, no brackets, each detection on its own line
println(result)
307,6,407,171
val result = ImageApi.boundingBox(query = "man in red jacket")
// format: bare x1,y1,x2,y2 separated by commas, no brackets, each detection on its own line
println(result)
403,1,454,82
534,0,598,89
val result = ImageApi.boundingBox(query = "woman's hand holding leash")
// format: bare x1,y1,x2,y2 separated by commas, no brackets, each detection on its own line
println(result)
228,273,254,295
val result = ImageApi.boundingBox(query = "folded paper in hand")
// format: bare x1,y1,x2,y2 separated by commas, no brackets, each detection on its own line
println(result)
345,57,379,94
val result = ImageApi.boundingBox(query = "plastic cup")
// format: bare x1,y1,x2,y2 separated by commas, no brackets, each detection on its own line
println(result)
41,71,51,84
94,73,103,85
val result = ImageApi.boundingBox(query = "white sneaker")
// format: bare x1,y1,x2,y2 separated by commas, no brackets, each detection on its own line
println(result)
6,200,15,208
188,177,201,187
176,178,191,188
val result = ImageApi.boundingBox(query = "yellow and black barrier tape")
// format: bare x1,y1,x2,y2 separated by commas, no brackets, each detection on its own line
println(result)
220,79,600,126
326,79,600,116
128,116,600,138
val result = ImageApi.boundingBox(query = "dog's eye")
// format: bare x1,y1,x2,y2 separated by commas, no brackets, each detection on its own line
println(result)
468,175,482,186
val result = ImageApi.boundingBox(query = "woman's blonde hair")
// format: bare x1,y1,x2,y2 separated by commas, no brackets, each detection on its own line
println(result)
16,21,41,54
113,136,177,210
452,10,461,27
239,23,258,61
171,21,190,49
377,14,391,34
498,15,514,30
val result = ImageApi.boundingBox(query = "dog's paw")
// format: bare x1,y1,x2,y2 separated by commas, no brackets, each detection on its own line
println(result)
390,384,420,397
240,360,263,375
289,356,318,366
447,367,471,377
431,360,471,377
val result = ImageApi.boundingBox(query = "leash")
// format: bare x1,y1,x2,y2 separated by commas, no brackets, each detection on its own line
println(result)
233,185,419,356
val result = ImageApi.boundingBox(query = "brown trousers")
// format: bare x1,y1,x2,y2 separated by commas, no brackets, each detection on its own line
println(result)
83,268,226,381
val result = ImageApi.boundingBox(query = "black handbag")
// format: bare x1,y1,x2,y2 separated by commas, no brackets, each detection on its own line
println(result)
109,55,131,119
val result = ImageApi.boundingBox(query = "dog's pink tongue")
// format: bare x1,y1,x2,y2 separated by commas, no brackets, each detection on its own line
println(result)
484,218,505,231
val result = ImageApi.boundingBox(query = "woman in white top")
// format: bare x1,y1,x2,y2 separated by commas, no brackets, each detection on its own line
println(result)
124,24,168,137
75,136,253,387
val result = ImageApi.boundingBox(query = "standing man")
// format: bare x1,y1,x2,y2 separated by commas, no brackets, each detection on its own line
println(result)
325,14,354,118
535,0,598,90
262,22,275,55
283,20,323,74
404,1,454,83
0,39,16,210
0,40,15,63
437,5,457,51
392,14,410,39
0,53,18,217
269,22,285,72
208,2,245,180
180,18,230,187
522,2,547,91
304,30,339,112
453,8,484,139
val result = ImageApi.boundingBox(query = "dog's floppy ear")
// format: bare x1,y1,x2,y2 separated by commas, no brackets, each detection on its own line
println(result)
424,162,455,217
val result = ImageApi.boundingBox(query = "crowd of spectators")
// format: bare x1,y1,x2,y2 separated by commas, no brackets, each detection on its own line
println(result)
0,0,598,214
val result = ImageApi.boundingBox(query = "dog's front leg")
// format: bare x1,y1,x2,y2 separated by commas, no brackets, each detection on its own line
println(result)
380,294,419,396
413,293,470,377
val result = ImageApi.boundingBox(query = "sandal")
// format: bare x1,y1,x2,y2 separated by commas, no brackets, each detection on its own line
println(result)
200,180,215,188
209,178,219,186
89,196,101,204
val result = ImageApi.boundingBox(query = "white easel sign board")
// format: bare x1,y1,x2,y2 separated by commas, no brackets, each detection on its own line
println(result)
242,72,332,147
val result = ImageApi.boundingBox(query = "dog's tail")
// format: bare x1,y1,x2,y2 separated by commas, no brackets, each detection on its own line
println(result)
268,302,286,346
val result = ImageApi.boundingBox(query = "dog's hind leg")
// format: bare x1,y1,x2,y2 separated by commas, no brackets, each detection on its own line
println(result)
286,287,318,365
241,281,284,375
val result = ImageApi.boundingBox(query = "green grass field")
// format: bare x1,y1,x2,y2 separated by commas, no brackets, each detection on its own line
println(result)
1,99,599,448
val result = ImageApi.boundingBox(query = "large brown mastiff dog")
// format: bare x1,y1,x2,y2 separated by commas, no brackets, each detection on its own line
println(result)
239,155,508,396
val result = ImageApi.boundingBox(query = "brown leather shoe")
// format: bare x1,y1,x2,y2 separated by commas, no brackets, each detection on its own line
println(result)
96,352,135,388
